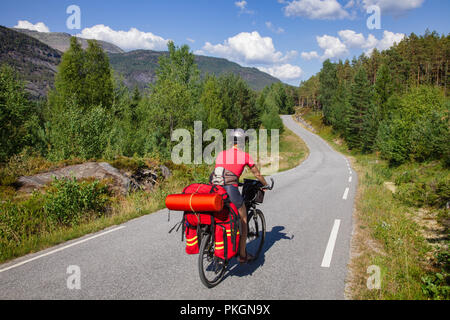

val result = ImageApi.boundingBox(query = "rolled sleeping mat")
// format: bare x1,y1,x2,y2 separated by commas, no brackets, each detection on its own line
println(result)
165,193,224,212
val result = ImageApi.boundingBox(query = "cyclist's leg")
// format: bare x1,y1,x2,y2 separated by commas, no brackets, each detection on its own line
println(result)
223,185,249,259
238,204,248,259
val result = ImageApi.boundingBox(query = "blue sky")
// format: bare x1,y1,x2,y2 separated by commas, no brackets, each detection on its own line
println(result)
1,0,449,85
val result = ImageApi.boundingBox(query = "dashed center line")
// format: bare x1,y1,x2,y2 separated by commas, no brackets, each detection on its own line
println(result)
342,187,350,200
321,219,341,268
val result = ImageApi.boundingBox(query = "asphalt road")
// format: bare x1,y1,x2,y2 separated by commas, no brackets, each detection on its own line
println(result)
0,115,356,300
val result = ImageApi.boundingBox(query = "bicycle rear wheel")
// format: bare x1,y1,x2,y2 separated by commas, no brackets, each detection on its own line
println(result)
246,209,266,260
198,232,226,288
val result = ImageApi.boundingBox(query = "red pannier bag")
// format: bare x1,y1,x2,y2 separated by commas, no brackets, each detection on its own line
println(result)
179,184,240,257
214,216,240,260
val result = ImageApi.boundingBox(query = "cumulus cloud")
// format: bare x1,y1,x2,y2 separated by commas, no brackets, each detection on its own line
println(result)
301,51,320,60
77,24,169,51
14,20,50,33
338,29,367,48
362,0,425,15
258,64,303,81
200,31,297,65
283,0,350,20
317,34,349,60
337,29,405,54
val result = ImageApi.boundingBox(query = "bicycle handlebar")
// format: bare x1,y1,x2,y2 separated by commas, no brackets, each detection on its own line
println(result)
262,178,274,191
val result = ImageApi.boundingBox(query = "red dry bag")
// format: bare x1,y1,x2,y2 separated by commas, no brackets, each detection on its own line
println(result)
165,193,223,212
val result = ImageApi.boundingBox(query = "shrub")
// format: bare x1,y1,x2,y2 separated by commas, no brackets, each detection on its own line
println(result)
44,177,110,226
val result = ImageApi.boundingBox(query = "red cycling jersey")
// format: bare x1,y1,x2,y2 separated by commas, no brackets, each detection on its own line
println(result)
215,146,255,178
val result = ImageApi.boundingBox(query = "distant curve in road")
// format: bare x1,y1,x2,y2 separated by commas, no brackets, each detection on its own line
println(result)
0,115,356,299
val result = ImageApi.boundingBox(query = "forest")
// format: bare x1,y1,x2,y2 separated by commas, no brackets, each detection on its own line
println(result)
0,37,295,164
298,30,449,166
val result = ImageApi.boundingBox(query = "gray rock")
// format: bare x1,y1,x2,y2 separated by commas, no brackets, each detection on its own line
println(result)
17,162,131,195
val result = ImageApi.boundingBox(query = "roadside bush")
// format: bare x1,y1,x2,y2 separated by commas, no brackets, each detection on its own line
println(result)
0,177,110,257
395,170,450,208
376,86,448,165
44,177,110,226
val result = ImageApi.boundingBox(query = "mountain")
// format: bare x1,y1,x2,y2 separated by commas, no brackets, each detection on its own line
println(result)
0,27,281,98
0,26,61,98
108,50,280,91
13,28,124,54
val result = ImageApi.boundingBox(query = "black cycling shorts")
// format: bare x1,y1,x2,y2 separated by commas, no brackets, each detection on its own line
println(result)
223,185,244,209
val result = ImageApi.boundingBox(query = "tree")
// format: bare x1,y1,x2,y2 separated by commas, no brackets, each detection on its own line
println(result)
83,40,114,108
0,65,34,161
374,64,394,120
200,76,227,130
49,37,114,112
319,60,338,124
346,67,372,150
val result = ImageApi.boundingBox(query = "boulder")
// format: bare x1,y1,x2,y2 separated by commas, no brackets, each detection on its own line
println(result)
17,161,172,195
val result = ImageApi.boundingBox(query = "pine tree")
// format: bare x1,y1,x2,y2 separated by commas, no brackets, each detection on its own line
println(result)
374,64,394,121
346,67,372,150
319,60,338,124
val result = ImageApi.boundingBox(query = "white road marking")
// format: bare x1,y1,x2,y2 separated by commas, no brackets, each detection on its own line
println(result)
0,226,126,273
342,187,350,200
349,176,352,183
321,219,341,268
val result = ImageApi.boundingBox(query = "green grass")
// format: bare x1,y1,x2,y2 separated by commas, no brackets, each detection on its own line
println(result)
295,110,449,300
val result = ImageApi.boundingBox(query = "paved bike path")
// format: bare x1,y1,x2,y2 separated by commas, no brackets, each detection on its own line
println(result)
0,115,356,299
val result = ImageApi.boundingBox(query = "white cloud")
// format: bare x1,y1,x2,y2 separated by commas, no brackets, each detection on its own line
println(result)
368,30,405,52
338,29,366,48
258,64,303,81
317,34,349,60
200,31,296,65
77,24,169,51
14,20,50,33
362,0,425,15
186,38,195,43
283,0,350,20
337,29,405,54
235,1,254,15
301,51,320,60
266,21,285,34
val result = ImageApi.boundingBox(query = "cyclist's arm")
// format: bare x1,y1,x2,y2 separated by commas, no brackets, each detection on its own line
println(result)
250,165,268,186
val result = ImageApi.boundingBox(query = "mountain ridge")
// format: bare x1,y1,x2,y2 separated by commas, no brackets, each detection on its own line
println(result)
1,27,281,97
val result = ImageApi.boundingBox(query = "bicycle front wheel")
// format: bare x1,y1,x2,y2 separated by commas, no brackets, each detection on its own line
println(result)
246,209,266,260
198,232,226,288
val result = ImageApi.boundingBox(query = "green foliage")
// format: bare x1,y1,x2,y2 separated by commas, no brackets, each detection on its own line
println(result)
0,178,110,259
345,67,373,150
0,65,37,162
319,60,338,124
376,86,448,165
393,162,450,208
44,177,110,226
46,101,112,160
49,38,114,111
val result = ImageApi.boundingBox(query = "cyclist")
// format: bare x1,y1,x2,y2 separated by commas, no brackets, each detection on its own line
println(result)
212,129,268,264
